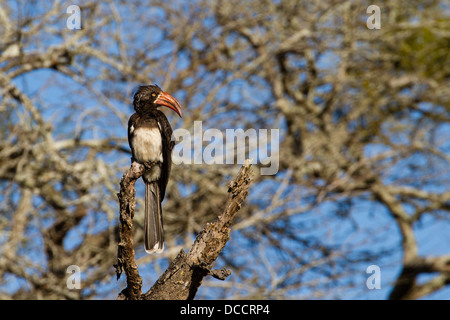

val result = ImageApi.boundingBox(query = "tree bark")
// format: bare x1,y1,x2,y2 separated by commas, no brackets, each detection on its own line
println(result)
389,256,450,300
116,159,253,300
115,161,145,300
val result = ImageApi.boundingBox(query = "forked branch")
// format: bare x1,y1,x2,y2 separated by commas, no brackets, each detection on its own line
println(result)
116,159,253,300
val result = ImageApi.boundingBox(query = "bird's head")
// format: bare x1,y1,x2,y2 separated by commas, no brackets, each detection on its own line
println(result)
133,84,182,117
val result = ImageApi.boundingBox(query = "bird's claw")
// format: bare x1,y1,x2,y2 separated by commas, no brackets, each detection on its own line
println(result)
143,160,157,170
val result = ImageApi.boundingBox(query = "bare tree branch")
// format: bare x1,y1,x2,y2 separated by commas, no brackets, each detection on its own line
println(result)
116,159,253,300
115,161,145,300
389,256,450,300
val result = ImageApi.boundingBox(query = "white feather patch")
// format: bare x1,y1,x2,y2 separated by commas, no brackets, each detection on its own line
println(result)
131,127,163,164
145,242,164,254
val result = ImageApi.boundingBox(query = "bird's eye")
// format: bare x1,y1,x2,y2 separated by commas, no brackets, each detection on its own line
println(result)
151,93,156,97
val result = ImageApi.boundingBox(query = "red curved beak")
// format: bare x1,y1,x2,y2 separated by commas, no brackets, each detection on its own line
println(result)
155,91,183,118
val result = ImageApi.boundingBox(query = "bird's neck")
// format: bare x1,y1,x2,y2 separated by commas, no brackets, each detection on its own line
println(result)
136,105,159,117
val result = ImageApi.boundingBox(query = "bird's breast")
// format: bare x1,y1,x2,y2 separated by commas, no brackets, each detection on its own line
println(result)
131,127,163,164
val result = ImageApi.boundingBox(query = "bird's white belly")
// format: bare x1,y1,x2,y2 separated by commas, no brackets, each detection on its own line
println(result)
132,127,163,162
132,127,163,181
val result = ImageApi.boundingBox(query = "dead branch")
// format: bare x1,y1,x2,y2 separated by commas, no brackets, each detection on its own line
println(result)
116,159,253,300
115,160,145,300
389,256,450,300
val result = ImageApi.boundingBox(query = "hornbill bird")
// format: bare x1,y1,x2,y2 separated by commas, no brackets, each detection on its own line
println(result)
128,85,182,254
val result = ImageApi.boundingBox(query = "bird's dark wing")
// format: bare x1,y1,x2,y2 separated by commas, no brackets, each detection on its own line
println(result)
127,113,139,153
156,110,175,201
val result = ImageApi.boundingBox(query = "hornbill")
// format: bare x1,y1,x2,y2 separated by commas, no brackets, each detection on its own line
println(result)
128,85,182,254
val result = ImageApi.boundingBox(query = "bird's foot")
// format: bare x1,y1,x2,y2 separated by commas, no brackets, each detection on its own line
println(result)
143,160,157,170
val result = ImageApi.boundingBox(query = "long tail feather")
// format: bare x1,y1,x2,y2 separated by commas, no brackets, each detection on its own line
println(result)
145,181,164,254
